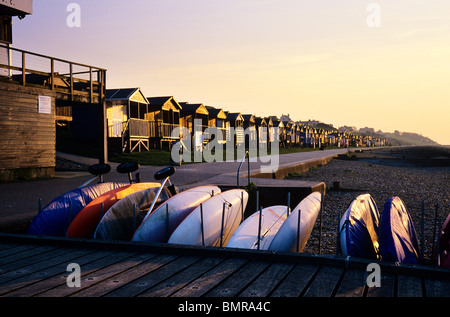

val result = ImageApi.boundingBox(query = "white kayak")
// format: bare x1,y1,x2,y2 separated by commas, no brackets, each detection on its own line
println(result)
168,189,248,247
93,186,172,241
268,192,322,253
226,205,288,250
132,185,221,243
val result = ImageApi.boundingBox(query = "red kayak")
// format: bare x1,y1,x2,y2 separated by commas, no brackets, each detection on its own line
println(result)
66,182,160,238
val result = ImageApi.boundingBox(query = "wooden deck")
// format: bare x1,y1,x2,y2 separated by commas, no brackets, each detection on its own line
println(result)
0,233,449,299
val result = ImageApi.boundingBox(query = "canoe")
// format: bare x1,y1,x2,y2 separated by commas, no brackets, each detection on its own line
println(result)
66,182,160,238
94,186,173,241
268,192,322,253
339,193,380,259
132,185,221,243
168,189,248,247
378,196,420,264
27,182,126,237
435,212,450,268
226,205,288,250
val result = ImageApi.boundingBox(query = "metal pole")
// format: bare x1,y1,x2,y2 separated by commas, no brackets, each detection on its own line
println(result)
256,191,259,216
421,200,425,263
241,191,245,222
200,203,205,247
336,211,341,255
318,191,324,254
133,203,137,233
68,200,72,227
38,198,42,213
297,208,302,252
166,204,170,241
436,218,442,266
247,151,250,186
287,192,290,216
432,204,439,254
257,205,263,250
220,203,226,248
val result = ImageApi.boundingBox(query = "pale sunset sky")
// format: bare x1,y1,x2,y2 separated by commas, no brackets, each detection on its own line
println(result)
13,1,450,144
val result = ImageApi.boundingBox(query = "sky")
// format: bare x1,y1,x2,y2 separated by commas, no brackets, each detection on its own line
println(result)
12,0,450,145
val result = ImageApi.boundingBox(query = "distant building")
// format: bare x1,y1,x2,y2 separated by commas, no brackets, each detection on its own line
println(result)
359,127,375,134
339,125,357,132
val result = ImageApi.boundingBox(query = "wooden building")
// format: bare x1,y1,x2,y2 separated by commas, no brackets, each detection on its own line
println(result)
226,112,245,147
146,96,181,150
206,106,227,144
254,116,268,146
0,1,108,181
180,103,210,151
242,114,257,147
106,88,149,153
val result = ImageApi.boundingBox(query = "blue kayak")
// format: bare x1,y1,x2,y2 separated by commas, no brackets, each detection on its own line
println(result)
379,196,420,264
27,182,126,237
339,193,380,259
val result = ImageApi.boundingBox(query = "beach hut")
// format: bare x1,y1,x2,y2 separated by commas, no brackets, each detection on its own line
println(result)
106,88,150,153
226,112,245,148
180,103,210,151
206,106,227,144
242,114,257,148
255,117,268,146
146,96,182,150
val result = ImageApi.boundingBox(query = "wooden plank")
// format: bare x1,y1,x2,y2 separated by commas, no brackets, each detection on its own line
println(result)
0,245,59,268
0,247,96,296
64,252,156,297
0,250,112,297
397,274,423,297
270,263,318,297
424,278,450,297
335,269,366,297
171,258,247,297
0,247,77,285
0,244,39,259
71,253,177,297
303,265,344,297
205,260,271,297
134,257,213,297
35,251,138,297
366,271,396,297
238,262,294,297
110,256,206,297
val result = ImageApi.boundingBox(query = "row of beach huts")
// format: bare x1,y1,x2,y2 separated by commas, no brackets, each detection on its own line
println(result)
57,87,386,154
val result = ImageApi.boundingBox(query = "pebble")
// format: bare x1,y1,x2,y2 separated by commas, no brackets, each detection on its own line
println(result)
295,149,450,264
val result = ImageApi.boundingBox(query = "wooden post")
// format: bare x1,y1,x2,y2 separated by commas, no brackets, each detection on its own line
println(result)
89,67,93,103
21,52,25,86
98,70,108,164
69,63,74,101
50,58,54,90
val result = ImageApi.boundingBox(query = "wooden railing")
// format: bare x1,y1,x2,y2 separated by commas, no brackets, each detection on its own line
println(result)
149,121,180,139
0,44,106,103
